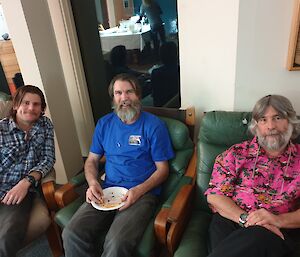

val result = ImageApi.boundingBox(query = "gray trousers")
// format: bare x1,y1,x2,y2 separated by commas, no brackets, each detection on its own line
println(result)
0,192,33,257
62,193,158,257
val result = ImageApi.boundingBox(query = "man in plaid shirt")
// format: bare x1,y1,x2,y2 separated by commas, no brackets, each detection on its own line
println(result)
0,85,55,257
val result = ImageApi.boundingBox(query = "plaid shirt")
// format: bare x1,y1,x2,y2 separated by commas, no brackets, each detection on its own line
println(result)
0,116,55,199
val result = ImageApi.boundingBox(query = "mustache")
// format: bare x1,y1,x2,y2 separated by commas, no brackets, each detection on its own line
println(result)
265,130,280,136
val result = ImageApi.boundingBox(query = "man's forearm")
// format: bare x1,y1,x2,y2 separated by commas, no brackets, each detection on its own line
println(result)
84,161,100,187
278,209,300,229
207,194,246,224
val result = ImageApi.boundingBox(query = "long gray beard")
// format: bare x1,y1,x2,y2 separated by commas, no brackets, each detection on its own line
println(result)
113,100,141,123
257,124,293,152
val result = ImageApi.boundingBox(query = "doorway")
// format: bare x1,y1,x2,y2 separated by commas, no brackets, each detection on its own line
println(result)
70,0,181,122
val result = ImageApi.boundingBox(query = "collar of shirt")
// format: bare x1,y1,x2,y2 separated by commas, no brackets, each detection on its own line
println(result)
8,117,41,137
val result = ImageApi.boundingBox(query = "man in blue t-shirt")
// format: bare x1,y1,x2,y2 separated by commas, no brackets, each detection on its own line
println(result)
62,73,174,257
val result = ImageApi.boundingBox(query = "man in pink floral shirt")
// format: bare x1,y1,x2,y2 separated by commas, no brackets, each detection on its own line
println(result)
205,95,300,257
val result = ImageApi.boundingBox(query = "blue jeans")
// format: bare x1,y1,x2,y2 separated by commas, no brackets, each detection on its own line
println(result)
62,193,158,257
0,192,33,257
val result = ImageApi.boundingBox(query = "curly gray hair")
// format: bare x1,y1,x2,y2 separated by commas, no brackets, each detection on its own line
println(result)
249,95,300,139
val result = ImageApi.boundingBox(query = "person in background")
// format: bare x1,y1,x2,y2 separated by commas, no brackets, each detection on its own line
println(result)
109,45,151,98
151,41,180,107
62,73,174,257
138,0,166,57
205,95,300,257
110,45,144,78
0,85,55,257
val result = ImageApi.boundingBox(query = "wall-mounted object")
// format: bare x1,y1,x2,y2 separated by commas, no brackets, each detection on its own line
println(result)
287,0,300,70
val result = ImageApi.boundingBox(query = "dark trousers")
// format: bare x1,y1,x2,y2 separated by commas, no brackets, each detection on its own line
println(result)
150,24,166,57
0,192,33,257
208,213,296,257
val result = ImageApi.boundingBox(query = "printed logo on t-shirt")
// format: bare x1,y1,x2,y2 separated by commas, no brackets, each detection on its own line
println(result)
128,135,142,146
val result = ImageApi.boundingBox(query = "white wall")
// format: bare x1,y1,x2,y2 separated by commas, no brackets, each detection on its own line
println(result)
178,0,239,115
235,0,300,112
178,0,300,118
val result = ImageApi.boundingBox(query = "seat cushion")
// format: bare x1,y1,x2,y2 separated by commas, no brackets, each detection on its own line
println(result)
24,196,51,244
174,210,211,257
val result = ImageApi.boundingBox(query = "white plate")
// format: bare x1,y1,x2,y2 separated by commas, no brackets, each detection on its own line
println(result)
91,186,128,211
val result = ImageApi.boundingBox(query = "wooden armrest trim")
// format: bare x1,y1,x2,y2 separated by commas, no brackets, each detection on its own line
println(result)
184,149,197,181
185,107,195,126
42,181,58,211
166,185,195,255
168,184,194,223
154,208,170,245
55,183,80,209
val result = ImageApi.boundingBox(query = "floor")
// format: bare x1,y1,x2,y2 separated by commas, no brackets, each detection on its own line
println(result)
17,234,59,257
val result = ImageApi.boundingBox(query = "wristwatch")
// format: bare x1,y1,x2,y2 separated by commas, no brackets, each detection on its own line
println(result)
238,213,248,227
25,175,39,188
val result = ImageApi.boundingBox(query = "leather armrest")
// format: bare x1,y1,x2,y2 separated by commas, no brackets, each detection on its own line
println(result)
154,149,196,248
155,176,192,245
184,149,196,181
167,184,195,255
167,184,194,223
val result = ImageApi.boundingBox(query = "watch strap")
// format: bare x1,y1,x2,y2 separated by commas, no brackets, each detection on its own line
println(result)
25,175,39,188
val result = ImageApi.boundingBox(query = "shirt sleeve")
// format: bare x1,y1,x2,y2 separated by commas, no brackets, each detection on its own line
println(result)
150,120,174,162
90,119,104,157
204,146,239,197
30,117,55,177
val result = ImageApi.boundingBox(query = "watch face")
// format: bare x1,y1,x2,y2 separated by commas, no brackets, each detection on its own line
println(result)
239,213,248,227
240,213,248,222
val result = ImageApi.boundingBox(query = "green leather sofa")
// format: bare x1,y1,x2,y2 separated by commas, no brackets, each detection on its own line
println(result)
166,111,300,257
54,107,196,257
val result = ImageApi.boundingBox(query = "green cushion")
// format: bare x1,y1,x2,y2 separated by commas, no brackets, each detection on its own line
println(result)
55,197,83,228
174,211,211,257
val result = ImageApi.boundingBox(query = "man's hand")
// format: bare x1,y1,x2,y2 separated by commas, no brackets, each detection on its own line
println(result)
119,186,143,211
86,182,104,204
262,224,285,240
1,179,31,205
246,208,281,228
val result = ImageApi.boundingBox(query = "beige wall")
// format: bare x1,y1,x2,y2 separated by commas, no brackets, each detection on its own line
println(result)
178,0,300,118
178,0,239,117
234,0,300,112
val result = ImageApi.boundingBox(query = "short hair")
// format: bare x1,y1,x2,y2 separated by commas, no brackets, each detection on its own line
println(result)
249,95,300,139
108,73,142,99
10,85,46,119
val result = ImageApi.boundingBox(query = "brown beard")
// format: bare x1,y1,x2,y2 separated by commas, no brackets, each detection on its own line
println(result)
256,124,293,152
113,99,141,123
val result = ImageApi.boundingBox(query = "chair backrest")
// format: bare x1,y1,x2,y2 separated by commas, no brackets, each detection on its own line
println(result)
195,111,253,211
0,91,12,119
143,106,195,202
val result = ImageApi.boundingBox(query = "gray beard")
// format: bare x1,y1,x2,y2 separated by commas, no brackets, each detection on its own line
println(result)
113,99,141,123
257,124,293,152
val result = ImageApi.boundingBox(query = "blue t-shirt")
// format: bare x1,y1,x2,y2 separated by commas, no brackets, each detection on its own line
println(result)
90,111,174,195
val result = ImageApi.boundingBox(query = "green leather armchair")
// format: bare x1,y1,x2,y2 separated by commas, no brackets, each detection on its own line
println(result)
54,107,196,257
164,111,300,257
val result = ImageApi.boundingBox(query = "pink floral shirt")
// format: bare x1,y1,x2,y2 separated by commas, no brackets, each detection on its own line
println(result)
205,137,300,214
